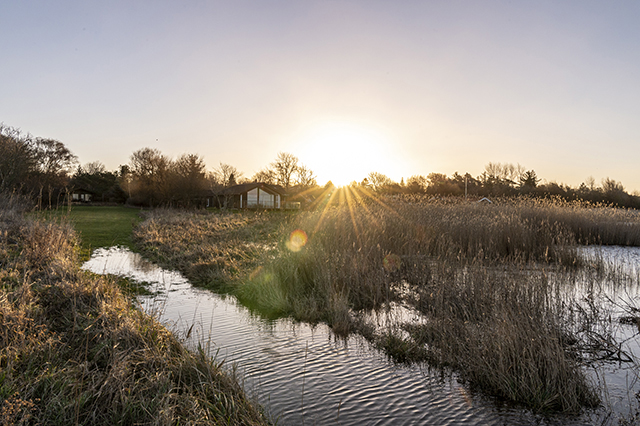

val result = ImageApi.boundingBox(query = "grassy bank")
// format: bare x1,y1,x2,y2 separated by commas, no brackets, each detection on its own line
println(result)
133,197,640,413
0,200,269,425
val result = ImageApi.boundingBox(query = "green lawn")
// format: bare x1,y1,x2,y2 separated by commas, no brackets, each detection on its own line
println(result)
43,205,144,256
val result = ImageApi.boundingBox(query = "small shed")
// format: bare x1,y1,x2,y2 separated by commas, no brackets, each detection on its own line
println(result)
71,188,94,203
210,183,286,209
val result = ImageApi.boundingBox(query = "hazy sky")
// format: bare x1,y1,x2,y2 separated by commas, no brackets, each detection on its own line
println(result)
2,1,639,189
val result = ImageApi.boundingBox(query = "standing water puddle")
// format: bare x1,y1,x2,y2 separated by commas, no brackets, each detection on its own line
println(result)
82,246,640,425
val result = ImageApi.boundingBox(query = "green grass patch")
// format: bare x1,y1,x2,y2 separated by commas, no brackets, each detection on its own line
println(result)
110,275,155,297
39,205,144,258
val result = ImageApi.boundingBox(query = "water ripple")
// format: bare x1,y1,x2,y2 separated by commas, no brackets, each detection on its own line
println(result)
82,246,626,426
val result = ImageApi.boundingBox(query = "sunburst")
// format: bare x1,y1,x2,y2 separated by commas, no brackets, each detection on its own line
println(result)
294,121,401,187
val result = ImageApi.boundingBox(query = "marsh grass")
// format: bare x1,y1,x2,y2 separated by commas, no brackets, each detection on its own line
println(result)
399,262,598,411
134,209,289,292
0,204,269,425
133,198,640,413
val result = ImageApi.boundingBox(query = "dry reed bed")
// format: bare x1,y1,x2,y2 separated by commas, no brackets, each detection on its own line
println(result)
253,203,599,412
0,203,268,425
133,200,640,413
134,209,286,291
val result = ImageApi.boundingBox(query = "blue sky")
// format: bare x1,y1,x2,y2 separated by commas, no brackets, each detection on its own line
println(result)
2,1,639,189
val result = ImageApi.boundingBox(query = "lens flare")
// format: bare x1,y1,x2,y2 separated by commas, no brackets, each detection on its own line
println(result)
383,253,401,272
286,229,308,252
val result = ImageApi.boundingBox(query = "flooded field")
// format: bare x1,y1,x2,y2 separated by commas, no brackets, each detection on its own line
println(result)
83,246,640,425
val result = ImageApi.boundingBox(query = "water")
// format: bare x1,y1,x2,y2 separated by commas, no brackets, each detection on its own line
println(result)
82,246,640,425
576,246,640,420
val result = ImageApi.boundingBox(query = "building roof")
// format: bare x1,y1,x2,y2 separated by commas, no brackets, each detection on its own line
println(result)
217,182,286,196
71,187,96,194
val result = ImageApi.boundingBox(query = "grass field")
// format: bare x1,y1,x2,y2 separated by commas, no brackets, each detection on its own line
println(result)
39,205,144,257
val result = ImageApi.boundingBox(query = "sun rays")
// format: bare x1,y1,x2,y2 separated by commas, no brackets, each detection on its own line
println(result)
297,183,405,251
292,121,404,187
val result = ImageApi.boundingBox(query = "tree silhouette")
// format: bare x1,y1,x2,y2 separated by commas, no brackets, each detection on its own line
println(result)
271,152,299,189
251,167,276,184
367,172,393,191
0,124,78,206
0,124,34,192
171,153,208,206
213,162,243,187
128,148,170,206
519,170,539,189
72,161,125,203
296,165,317,187
406,175,427,193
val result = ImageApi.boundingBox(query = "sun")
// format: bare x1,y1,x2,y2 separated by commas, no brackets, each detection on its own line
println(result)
294,121,399,187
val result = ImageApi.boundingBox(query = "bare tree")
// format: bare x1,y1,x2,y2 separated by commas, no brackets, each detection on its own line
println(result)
426,173,447,186
0,124,79,207
602,177,624,194
367,172,393,191
32,138,78,176
271,152,299,189
213,162,243,187
174,154,206,181
79,161,107,175
205,170,221,191
295,164,317,188
129,147,171,206
512,163,526,184
251,167,276,185
484,162,525,186
584,176,597,191
0,124,34,191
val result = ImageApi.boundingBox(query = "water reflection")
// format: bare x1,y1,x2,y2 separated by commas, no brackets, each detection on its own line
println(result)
82,246,639,425
576,246,640,421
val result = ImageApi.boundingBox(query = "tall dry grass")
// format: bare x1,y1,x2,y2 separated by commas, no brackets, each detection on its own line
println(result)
499,197,640,246
0,204,269,425
132,198,640,412
133,209,288,292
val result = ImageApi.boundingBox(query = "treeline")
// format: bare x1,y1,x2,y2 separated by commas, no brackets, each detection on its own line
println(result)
2,123,639,209
352,162,640,209
121,149,317,206
0,124,318,208
0,124,78,208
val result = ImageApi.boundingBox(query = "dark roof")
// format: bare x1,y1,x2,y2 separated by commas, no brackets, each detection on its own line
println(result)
72,187,95,194
217,182,286,196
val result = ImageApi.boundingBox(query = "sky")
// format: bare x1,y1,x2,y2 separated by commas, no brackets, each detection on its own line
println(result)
1,1,639,190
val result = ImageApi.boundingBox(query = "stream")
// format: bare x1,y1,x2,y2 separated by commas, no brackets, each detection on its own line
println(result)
82,246,640,425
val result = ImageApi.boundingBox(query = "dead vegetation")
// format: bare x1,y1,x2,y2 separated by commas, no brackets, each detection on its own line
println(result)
0,199,269,425
133,196,640,413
